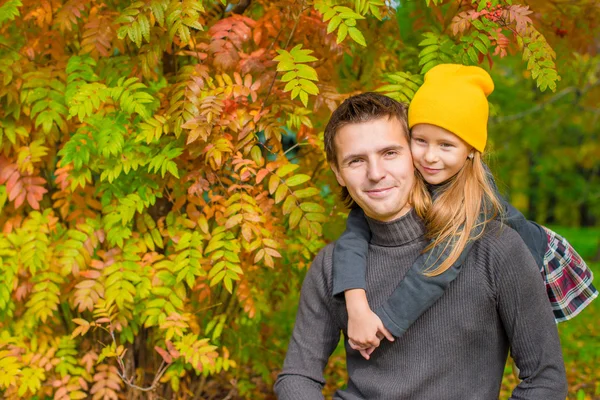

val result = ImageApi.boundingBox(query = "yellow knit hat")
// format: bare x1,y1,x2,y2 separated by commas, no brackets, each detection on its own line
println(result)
408,64,494,153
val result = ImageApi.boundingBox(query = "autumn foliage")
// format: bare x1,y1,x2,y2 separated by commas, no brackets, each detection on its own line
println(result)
0,0,597,398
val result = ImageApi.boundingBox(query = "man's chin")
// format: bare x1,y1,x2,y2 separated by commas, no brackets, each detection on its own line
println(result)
363,206,409,222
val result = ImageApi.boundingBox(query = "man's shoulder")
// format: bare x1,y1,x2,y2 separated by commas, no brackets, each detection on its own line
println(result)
474,220,537,267
480,220,529,250
301,242,337,299
309,242,336,276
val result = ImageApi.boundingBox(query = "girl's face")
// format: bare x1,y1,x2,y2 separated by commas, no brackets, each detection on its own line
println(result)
410,124,473,185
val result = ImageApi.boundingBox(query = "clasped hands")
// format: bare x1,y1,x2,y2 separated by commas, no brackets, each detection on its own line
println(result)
347,306,394,360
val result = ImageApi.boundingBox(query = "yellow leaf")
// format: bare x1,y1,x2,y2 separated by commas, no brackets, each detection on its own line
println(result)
274,184,287,204
282,195,296,215
289,207,302,229
276,163,300,177
268,174,279,194
286,174,311,187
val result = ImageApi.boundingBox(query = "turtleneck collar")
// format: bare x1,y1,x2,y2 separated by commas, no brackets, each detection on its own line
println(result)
366,209,425,247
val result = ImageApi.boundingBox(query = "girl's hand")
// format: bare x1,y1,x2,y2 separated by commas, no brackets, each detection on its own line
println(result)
345,289,394,360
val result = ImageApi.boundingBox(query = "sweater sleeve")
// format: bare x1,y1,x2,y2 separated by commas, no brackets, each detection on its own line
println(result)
274,247,342,399
374,239,472,337
332,207,371,297
491,229,568,399
483,162,547,270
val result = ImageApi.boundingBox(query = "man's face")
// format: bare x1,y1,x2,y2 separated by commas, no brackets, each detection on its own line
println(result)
332,117,414,222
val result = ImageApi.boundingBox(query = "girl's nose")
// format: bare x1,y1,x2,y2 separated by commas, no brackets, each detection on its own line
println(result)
423,147,438,163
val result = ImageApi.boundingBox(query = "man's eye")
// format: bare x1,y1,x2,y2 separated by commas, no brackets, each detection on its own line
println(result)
385,151,398,157
348,159,361,165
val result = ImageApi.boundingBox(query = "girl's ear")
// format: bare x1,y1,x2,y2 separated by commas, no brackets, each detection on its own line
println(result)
468,152,474,159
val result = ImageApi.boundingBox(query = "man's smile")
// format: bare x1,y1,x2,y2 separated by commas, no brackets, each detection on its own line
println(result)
364,187,395,198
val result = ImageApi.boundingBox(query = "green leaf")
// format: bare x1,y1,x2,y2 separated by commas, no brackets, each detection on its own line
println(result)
327,15,343,34
294,187,320,198
299,202,325,213
286,174,311,187
348,27,366,46
281,71,297,82
337,23,348,43
276,163,300,177
299,90,309,107
296,64,318,81
418,34,438,47
467,46,478,64
473,39,488,55
299,79,319,95
289,207,302,229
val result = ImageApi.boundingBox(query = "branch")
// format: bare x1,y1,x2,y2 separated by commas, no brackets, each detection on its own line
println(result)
109,330,170,392
491,80,600,123
261,1,308,110
231,0,252,14
491,86,578,123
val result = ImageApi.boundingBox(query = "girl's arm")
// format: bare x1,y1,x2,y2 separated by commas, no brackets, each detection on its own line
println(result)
482,163,546,269
374,239,473,337
333,208,393,355
332,207,371,297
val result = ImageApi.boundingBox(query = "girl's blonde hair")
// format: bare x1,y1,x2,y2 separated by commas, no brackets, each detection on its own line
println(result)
409,152,504,276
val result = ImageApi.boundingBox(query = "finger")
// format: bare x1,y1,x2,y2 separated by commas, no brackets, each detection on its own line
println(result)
349,340,369,351
379,326,395,342
366,346,376,356
359,349,370,360
349,338,363,347
368,336,381,348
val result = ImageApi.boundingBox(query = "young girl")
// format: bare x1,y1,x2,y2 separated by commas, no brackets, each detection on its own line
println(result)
334,64,598,357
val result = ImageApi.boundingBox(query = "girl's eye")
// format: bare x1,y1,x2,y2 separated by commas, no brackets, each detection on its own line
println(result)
440,142,455,148
412,138,426,144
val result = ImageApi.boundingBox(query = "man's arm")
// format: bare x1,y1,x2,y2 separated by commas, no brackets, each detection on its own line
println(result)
492,229,568,399
274,247,342,400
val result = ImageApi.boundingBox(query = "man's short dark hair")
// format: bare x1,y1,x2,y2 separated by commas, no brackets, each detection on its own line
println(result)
323,92,409,208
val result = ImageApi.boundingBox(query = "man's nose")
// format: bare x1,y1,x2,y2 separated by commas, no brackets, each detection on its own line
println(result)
367,159,386,181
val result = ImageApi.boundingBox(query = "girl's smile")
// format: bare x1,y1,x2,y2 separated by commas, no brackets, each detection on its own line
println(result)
410,124,473,185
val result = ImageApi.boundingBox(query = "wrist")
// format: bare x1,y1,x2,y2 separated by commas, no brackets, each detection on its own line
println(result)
345,289,371,315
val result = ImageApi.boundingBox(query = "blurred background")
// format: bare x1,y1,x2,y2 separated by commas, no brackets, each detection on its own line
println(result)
0,0,598,398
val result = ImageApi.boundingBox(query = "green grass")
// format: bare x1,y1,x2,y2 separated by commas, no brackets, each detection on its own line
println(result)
502,226,600,399
553,226,600,400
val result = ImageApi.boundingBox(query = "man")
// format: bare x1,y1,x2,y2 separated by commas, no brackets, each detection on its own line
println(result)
274,93,567,399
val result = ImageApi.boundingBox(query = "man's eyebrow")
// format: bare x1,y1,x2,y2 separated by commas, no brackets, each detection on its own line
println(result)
341,152,364,165
340,145,405,165
381,145,405,153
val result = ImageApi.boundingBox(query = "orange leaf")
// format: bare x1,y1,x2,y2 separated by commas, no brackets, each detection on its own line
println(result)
155,346,173,364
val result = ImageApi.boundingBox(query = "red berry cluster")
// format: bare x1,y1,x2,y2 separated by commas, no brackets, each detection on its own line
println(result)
483,2,503,22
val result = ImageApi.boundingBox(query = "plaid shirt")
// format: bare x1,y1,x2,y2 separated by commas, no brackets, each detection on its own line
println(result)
542,227,598,323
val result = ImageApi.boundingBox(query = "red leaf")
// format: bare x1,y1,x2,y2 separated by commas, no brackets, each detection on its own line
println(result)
154,346,173,364
255,169,269,184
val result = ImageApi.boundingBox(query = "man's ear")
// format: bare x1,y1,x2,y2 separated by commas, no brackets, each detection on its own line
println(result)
330,165,346,187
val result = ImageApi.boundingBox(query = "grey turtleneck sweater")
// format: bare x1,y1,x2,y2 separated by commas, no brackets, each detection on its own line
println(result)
274,210,567,400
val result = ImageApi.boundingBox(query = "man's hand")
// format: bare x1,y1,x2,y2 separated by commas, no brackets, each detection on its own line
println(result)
345,289,394,360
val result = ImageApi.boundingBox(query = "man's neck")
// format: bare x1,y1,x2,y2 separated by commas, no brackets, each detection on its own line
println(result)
366,209,424,247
